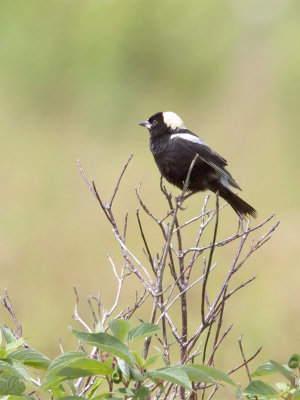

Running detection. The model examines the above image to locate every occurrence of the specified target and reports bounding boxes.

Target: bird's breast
[153,149,189,189]
[149,138,167,155]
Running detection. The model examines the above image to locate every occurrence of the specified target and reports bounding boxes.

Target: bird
[139,111,256,218]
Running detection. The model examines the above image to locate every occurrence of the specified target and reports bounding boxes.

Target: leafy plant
[240,354,300,399]
[0,324,50,398]
[0,156,279,399]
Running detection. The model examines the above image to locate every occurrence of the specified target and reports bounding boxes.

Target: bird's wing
[170,130,227,167]
[170,131,241,190]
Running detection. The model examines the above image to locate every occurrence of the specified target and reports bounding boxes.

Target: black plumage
[140,111,257,218]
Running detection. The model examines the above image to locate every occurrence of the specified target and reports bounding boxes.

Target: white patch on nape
[163,111,185,130]
[170,132,206,145]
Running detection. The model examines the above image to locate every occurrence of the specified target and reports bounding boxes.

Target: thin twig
[159,154,200,282]
[77,154,279,400]
[156,263,217,325]
[1,289,22,338]
[123,210,129,242]
[201,194,219,325]
[183,213,276,257]
[142,298,158,359]
[207,323,233,365]
[109,154,134,207]
[238,335,252,382]
[228,346,263,376]
[137,209,155,272]
[73,287,92,333]
[114,232,153,291]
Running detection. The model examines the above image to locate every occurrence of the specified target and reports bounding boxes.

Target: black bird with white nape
[139,111,256,219]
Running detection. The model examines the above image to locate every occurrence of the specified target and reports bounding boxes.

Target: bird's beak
[139,120,152,130]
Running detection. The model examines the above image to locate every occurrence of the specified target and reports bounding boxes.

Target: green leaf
[113,387,150,399]
[117,359,131,378]
[41,352,86,389]
[181,366,219,384]
[104,355,114,369]
[129,367,144,382]
[109,319,131,342]
[132,351,145,368]
[146,366,192,390]
[252,360,291,380]
[127,323,161,341]
[56,397,85,400]
[117,359,144,382]
[0,327,15,345]
[0,359,30,381]
[129,350,160,374]
[188,364,236,386]
[71,328,133,366]
[0,348,8,358]
[293,389,300,400]
[8,348,50,370]
[50,385,68,398]
[50,385,67,398]
[114,388,135,397]
[0,396,32,400]
[143,354,160,369]
[90,394,113,400]
[0,375,25,395]
[0,338,26,363]
[243,380,279,396]
[133,387,150,400]
[58,357,113,378]
[4,339,25,354]
[85,376,104,397]
[67,379,76,395]
[43,354,112,390]
[153,346,168,366]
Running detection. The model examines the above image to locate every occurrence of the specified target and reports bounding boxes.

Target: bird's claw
[176,195,187,210]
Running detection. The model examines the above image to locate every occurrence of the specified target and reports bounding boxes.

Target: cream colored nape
[163,111,186,130]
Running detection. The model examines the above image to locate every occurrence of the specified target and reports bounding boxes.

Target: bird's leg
[175,196,186,210]
[176,192,195,210]
[182,192,195,202]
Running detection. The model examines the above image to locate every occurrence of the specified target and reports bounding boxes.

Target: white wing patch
[170,132,207,145]
[220,175,230,189]
[163,112,186,130]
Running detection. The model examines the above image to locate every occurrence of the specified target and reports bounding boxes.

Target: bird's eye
[152,120,158,126]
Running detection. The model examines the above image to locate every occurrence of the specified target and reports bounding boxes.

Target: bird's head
[139,111,185,136]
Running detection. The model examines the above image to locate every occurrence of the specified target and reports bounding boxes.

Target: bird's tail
[218,186,257,219]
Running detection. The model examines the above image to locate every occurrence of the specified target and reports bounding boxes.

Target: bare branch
[75,154,279,400]
[183,213,277,257]
[123,210,129,242]
[109,154,134,207]
[207,323,233,365]
[228,346,263,376]
[201,194,219,325]
[73,287,92,333]
[156,263,217,325]
[136,208,155,272]
[238,335,252,382]
[77,159,98,200]
[1,289,22,338]
[113,232,153,292]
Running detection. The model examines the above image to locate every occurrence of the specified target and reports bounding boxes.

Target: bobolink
[140,111,256,218]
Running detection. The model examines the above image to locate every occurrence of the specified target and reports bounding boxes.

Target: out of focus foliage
[0,0,299,390]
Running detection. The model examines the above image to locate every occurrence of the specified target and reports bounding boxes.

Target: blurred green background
[0,0,299,393]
